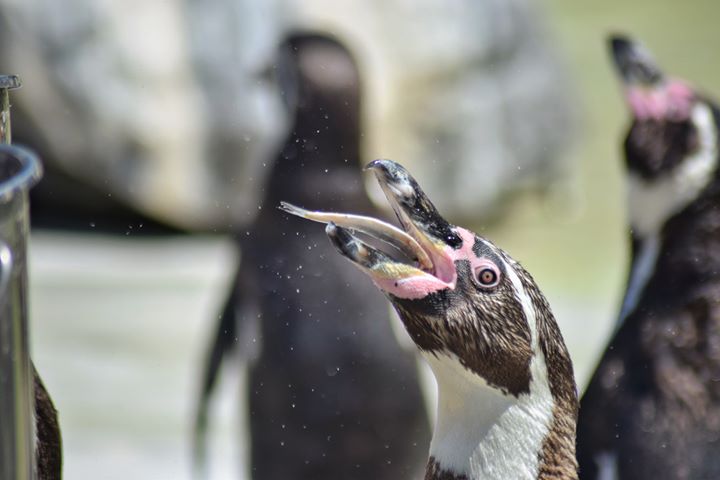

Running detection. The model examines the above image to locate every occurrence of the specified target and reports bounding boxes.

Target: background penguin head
[608,34,720,237]
[272,33,360,130]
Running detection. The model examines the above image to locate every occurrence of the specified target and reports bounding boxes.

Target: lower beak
[325,222,429,281]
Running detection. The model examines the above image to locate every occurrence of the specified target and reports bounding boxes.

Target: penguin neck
[626,103,718,240]
[422,350,575,480]
[619,102,720,325]
[621,186,720,321]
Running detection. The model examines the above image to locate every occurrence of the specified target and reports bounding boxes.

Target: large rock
[0,0,574,230]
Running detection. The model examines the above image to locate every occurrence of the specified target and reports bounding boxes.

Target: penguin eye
[474,264,500,288]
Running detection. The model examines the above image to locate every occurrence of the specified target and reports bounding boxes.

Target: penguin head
[298,159,575,400]
[608,34,720,237]
[273,33,360,127]
[282,159,578,476]
[609,34,695,127]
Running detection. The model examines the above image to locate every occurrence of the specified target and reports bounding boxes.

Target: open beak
[280,159,458,291]
[608,34,665,87]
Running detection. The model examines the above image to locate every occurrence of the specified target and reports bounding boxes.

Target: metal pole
[0,75,42,480]
[0,75,20,144]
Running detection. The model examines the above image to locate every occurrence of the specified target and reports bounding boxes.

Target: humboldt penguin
[283,159,579,480]
[577,35,720,479]
[194,34,430,479]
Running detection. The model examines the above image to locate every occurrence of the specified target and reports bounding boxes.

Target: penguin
[193,34,430,479]
[577,35,720,479]
[283,159,579,480]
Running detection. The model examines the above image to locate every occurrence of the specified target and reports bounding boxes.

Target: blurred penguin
[578,35,720,479]
[194,33,430,479]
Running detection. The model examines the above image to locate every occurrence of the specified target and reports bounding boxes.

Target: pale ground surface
[30,233,243,480]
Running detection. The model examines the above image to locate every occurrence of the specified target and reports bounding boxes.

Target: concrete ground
[29,233,243,480]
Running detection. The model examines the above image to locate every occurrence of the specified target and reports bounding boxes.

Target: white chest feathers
[424,350,555,480]
[627,103,718,239]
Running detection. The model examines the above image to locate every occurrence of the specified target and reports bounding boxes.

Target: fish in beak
[280,159,463,299]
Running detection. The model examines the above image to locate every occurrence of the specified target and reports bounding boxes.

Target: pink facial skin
[625,79,695,122]
[370,228,491,300]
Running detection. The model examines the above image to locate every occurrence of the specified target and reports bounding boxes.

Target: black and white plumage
[284,159,579,479]
[577,35,720,479]
[193,35,430,479]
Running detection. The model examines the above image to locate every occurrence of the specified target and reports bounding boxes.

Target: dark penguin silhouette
[283,159,579,479]
[194,34,430,479]
[577,35,720,479]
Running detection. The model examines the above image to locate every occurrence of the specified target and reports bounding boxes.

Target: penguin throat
[620,102,718,325]
[423,351,556,480]
[627,102,718,238]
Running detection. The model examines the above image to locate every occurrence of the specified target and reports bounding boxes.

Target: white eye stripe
[475,238,538,347]
[503,260,539,350]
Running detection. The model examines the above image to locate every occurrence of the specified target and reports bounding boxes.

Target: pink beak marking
[625,79,694,121]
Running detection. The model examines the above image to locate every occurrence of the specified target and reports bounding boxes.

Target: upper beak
[608,34,665,87]
[363,159,459,283]
[282,159,459,287]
